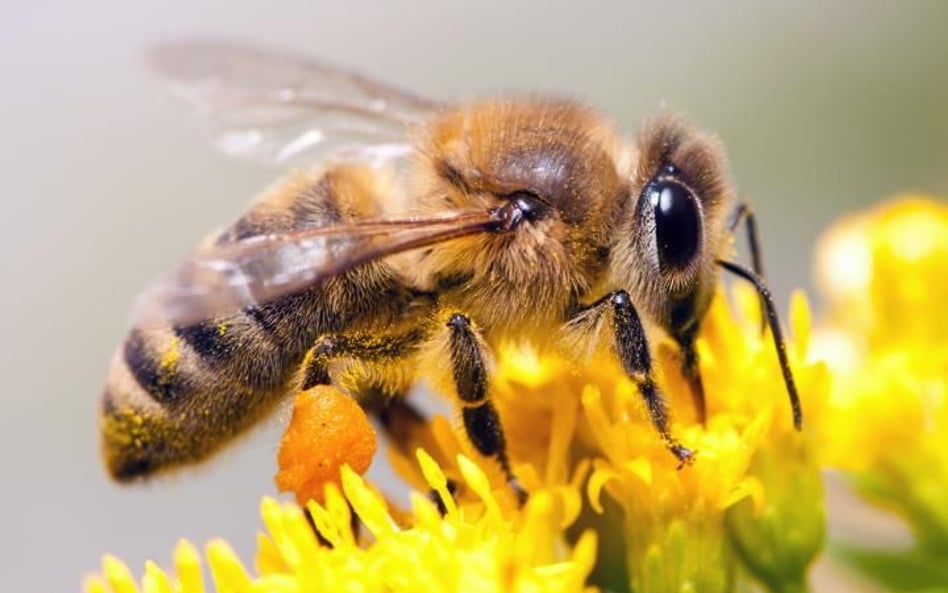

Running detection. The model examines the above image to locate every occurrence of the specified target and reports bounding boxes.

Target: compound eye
[647,179,702,272]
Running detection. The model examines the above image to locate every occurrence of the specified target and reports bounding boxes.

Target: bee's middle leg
[444,313,520,488]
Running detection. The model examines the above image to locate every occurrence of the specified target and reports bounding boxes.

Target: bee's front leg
[728,200,768,333]
[727,201,765,280]
[569,290,696,467]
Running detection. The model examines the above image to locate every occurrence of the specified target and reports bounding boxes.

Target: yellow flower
[381,284,829,593]
[85,453,597,593]
[814,195,948,551]
[577,289,827,593]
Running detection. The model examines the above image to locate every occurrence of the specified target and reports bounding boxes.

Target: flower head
[85,452,597,593]
[380,283,829,593]
[815,195,948,552]
[86,279,828,593]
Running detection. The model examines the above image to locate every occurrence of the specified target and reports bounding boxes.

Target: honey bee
[100,39,801,482]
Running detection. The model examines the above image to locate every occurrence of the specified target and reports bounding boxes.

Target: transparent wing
[131,211,500,328]
[146,38,443,167]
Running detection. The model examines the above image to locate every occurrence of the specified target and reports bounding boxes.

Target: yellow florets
[815,196,948,552]
[382,284,829,593]
[85,453,597,593]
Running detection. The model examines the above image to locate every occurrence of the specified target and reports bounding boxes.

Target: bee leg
[676,330,707,426]
[728,201,767,332]
[294,331,426,542]
[446,313,525,501]
[718,259,803,430]
[579,290,696,467]
[728,201,765,279]
[298,329,426,391]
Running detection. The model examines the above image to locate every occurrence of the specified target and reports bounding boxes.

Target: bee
[100,39,801,483]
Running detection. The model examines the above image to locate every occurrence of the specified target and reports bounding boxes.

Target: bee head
[611,114,733,336]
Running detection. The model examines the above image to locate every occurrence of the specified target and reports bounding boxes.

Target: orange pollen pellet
[275,386,377,505]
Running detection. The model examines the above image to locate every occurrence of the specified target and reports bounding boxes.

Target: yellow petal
[720,476,765,512]
[417,447,458,521]
[141,561,173,593]
[206,539,252,593]
[254,532,285,576]
[623,457,653,486]
[340,464,396,538]
[323,483,356,547]
[458,453,502,523]
[173,540,205,593]
[82,574,111,593]
[587,467,619,514]
[102,555,138,593]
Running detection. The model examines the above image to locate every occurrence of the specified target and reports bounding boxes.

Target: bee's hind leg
[294,328,428,542]
[445,313,526,502]
[297,329,427,391]
[296,319,525,502]
[297,327,482,512]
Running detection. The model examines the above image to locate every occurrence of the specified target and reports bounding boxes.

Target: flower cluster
[85,453,596,593]
[814,196,948,577]
[488,287,828,593]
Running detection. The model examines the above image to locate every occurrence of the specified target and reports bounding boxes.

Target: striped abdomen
[100,165,413,480]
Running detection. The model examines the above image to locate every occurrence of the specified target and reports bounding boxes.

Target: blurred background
[2,1,947,591]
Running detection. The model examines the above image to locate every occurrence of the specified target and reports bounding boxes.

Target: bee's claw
[671,443,697,470]
[508,476,528,506]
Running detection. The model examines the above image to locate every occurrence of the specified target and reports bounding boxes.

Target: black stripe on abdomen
[123,329,192,405]
[173,312,288,391]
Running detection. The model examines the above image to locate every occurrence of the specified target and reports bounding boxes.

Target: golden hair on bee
[406,98,626,342]
[101,39,801,486]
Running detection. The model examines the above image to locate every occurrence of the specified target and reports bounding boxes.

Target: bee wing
[146,38,443,167]
[131,211,498,328]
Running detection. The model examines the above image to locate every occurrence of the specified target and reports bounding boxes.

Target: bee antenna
[716,259,803,430]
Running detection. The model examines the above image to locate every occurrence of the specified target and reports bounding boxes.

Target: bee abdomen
[101,164,418,481]
[104,324,279,480]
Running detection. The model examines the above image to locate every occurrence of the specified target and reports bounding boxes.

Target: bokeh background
[2,2,947,591]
